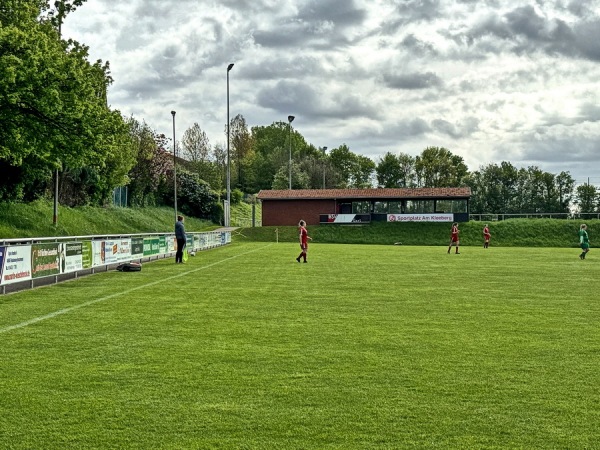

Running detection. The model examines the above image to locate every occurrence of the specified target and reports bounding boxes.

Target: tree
[211,143,226,191]
[463,170,486,213]
[0,158,49,202]
[467,162,518,214]
[176,171,218,219]
[0,0,133,205]
[555,171,575,213]
[518,166,549,213]
[180,122,223,190]
[126,119,172,206]
[329,144,356,188]
[376,152,402,188]
[59,114,135,206]
[248,123,289,192]
[514,168,573,214]
[181,123,210,163]
[1,0,39,29]
[228,114,254,190]
[327,145,374,188]
[247,121,311,193]
[41,1,87,36]
[376,152,417,188]
[575,184,598,214]
[299,157,323,189]
[322,156,343,189]
[414,147,469,188]
[497,162,520,213]
[397,153,416,188]
[352,154,376,188]
[272,162,310,190]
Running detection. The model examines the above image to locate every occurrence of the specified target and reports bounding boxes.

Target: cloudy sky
[62,0,600,183]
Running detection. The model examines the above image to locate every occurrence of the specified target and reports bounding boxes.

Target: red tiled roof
[257,187,471,200]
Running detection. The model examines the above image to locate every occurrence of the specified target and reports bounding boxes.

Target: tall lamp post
[171,111,177,223]
[53,5,65,227]
[321,146,328,189]
[226,63,234,227]
[288,115,295,190]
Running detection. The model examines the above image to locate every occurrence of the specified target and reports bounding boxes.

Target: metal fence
[0,231,231,294]
[112,186,128,207]
[470,213,600,221]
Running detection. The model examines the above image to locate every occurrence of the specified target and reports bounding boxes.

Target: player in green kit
[579,224,589,260]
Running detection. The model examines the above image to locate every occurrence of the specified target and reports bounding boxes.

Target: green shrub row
[236,219,598,248]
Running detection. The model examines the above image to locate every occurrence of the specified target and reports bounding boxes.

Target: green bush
[232,189,244,204]
[178,172,218,219]
[220,188,244,205]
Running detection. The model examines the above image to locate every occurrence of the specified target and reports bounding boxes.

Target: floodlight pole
[53,9,65,227]
[226,63,234,227]
[171,110,177,223]
[288,115,295,190]
[322,146,328,189]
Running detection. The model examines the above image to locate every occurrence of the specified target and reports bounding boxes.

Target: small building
[257,187,471,226]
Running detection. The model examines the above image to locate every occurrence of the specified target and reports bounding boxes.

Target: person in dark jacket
[175,215,186,263]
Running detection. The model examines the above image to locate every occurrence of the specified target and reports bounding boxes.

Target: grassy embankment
[0,199,594,248]
[0,199,258,240]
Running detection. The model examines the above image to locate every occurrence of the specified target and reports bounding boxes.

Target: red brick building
[257,187,471,226]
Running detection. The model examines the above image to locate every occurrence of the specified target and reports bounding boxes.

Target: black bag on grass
[116,262,142,272]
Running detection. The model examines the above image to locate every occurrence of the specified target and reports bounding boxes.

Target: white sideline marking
[0,244,272,334]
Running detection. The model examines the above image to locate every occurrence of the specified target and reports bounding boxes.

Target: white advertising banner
[0,246,4,282]
[90,239,132,266]
[63,242,83,273]
[92,240,104,267]
[326,214,372,224]
[168,236,176,253]
[117,238,132,262]
[198,234,207,250]
[388,213,454,222]
[1,245,32,285]
[102,240,120,265]
[332,214,357,223]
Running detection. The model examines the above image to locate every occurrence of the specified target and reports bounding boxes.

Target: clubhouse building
[257,187,471,226]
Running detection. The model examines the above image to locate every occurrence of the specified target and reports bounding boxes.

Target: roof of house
[257,187,471,200]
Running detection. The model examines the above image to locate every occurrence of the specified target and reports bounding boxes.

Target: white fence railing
[0,231,231,294]
[470,213,600,221]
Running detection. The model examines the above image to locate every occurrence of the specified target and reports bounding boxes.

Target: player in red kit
[296,219,312,263]
[483,224,491,248]
[447,222,460,254]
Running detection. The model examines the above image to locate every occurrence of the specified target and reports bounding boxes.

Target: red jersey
[483,226,490,237]
[450,225,459,242]
[299,226,308,247]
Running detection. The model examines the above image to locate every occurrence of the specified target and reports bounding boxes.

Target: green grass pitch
[1,243,599,448]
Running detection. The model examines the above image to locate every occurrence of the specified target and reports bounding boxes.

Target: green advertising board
[143,237,160,256]
[131,237,144,257]
[81,241,93,269]
[31,243,60,278]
